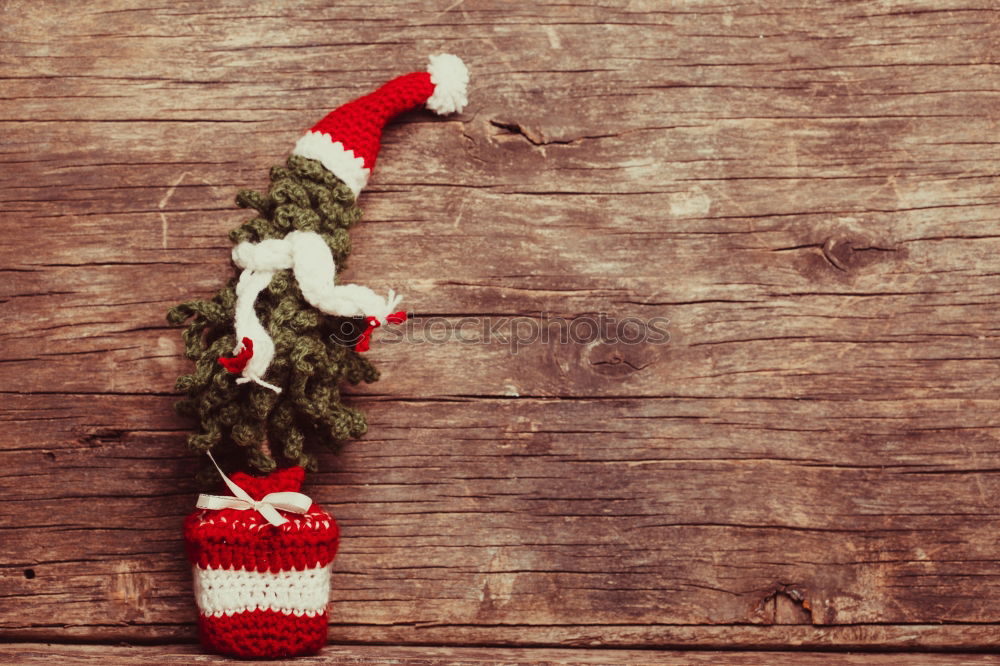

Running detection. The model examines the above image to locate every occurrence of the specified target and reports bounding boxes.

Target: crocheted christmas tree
[167,155,376,474]
[168,54,469,476]
[167,54,469,659]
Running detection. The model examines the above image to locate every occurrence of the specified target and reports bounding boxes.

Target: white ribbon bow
[195,452,312,527]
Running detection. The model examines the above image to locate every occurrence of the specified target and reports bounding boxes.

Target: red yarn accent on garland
[355,317,378,353]
[218,337,253,374]
[354,311,406,352]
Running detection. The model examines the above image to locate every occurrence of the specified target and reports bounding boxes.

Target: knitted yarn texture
[170,54,470,659]
[168,55,469,476]
[293,53,469,197]
[228,230,404,392]
[184,466,339,658]
[168,155,377,475]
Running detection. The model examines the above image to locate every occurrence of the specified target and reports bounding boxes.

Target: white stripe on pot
[193,563,332,617]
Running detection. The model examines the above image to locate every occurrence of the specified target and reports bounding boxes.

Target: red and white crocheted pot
[184,467,339,658]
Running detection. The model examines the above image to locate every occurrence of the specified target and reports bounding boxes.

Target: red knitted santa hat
[291,53,469,198]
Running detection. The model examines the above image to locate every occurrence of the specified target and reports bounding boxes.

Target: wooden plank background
[2,0,999,662]
[5,644,1000,666]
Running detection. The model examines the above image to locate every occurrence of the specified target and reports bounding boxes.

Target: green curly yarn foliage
[167,155,379,475]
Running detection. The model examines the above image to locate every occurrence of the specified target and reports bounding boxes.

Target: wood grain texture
[1,0,1000,658]
[5,644,1000,666]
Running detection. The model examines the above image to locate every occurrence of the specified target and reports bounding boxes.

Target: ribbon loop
[195,452,312,527]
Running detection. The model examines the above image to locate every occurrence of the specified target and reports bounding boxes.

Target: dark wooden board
[6,644,1000,666]
[2,0,1000,659]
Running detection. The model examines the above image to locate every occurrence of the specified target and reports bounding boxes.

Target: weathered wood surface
[6,644,1000,666]
[2,0,1000,661]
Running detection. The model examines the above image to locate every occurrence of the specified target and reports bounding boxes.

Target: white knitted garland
[229,231,402,393]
